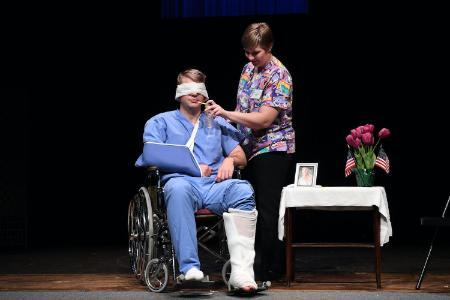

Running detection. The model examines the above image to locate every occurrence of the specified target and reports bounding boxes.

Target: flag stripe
[345,149,356,177]
[375,160,388,168]
[375,159,390,172]
[375,146,390,174]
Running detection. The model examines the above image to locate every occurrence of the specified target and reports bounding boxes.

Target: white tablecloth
[278,185,392,246]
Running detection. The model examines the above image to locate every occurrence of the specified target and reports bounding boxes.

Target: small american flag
[345,149,356,177]
[375,146,390,174]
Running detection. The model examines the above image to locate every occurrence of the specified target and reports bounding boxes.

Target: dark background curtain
[2,1,449,248]
[162,0,308,18]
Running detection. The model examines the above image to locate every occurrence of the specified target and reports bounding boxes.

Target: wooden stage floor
[1,244,449,294]
[1,273,449,293]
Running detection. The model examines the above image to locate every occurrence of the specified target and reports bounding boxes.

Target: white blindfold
[175,82,209,101]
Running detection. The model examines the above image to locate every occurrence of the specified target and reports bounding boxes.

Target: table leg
[286,207,294,286]
[373,206,381,288]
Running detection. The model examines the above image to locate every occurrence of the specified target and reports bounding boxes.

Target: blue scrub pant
[163,176,255,274]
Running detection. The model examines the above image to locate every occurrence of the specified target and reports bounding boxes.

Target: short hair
[241,22,273,51]
[177,69,206,84]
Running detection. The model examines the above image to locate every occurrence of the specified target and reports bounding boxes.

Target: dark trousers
[244,151,294,280]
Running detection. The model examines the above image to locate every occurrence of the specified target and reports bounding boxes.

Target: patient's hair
[177,69,206,84]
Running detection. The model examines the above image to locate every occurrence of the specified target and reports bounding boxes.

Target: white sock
[185,267,204,281]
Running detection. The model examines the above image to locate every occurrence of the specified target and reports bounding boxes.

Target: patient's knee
[164,178,193,203]
[226,181,255,211]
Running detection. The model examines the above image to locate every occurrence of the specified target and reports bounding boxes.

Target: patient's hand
[199,164,212,177]
[216,157,234,182]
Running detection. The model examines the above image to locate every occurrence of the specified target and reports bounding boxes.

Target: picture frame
[294,163,318,187]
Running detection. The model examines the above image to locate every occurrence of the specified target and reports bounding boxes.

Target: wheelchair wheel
[138,187,155,261]
[144,258,169,292]
[138,187,156,281]
[128,187,156,282]
[128,196,139,276]
[221,259,231,286]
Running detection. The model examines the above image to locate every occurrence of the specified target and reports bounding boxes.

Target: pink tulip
[346,134,357,148]
[346,135,362,148]
[362,132,374,145]
[351,129,358,139]
[378,128,391,139]
[364,124,375,132]
[357,126,365,134]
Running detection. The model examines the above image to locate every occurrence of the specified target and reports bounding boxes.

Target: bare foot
[239,285,256,293]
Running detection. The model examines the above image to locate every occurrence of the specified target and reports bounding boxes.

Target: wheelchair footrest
[175,275,215,292]
[227,281,271,295]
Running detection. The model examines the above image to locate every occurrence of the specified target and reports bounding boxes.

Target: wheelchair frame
[128,167,232,292]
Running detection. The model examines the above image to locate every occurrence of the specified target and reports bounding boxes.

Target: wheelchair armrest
[234,165,244,180]
[145,165,244,180]
[145,166,162,188]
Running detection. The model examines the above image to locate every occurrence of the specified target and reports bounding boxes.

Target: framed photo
[294,163,318,187]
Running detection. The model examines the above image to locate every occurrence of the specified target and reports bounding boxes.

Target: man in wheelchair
[136,69,258,292]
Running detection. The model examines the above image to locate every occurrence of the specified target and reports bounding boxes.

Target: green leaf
[354,151,364,169]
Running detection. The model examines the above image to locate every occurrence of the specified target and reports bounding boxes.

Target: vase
[353,168,375,187]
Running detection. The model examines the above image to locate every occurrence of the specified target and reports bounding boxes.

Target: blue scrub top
[136,110,244,180]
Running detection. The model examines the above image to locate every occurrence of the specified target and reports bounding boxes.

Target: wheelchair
[127,167,232,293]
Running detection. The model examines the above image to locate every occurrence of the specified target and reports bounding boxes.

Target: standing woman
[206,22,295,281]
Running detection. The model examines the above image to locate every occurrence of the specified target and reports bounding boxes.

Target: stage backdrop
[4,2,448,248]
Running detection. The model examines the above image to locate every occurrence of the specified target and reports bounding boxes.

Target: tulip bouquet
[345,124,391,179]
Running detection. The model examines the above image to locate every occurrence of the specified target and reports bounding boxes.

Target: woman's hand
[199,164,212,177]
[215,157,234,182]
[205,100,228,118]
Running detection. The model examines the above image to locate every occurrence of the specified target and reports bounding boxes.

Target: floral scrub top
[236,56,295,160]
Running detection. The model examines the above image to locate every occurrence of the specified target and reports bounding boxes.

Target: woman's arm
[206,100,279,130]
